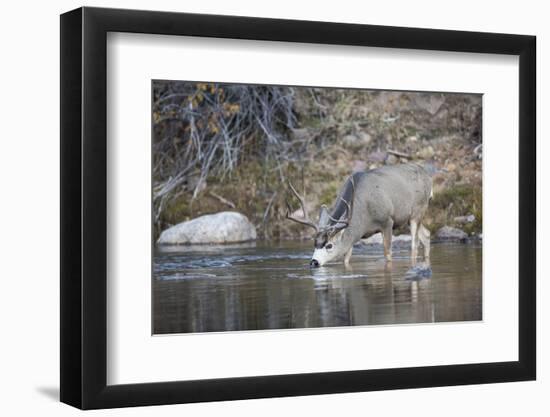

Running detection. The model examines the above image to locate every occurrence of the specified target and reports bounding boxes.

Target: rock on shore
[435,226,468,241]
[354,226,472,247]
[157,211,257,245]
[355,233,412,248]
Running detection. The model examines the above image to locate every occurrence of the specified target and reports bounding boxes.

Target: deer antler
[285,181,319,232]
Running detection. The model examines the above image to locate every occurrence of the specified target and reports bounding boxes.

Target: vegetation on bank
[153,81,482,240]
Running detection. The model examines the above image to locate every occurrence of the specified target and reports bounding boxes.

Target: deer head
[286,176,355,267]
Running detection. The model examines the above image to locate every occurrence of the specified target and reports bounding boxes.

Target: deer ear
[319,205,330,227]
[328,226,346,242]
[336,228,346,241]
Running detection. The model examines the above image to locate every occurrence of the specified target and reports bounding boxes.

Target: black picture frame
[60,6,536,410]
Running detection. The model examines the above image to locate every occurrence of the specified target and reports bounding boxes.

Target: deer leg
[343,247,353,266]
[418,223,431,259]
[410,220,418,265]
[382,219,394,262]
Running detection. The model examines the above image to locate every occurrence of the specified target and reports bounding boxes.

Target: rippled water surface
[153,241,482,334]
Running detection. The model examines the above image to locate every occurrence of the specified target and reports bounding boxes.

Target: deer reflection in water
[307,259,434,328]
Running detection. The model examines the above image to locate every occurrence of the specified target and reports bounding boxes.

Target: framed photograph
[60,6,536,409]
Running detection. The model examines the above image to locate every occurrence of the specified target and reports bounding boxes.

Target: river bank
[154,87,482,241]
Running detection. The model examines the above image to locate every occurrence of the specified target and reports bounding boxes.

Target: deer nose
[310,259,320,268]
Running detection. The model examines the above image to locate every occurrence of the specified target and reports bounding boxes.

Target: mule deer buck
[286,164,432,267]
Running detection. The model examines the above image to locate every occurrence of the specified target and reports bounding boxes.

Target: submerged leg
[410,220,418,265]
[418,223,431,259]
[382,219,394,262]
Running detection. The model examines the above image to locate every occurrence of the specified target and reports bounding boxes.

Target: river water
[153,241,482,334]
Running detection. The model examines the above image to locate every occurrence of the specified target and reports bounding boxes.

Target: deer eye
[326,243,334,250]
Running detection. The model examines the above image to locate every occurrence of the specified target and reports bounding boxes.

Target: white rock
[157,211,257,245]
[342,132,372,149]
[417,146,435,159]
[358,132,372,144]
[436,226,468,241]
[385,154,399,165]
[454,214,475,224]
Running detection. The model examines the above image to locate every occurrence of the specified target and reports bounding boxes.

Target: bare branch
[208,191,236,209]
[387,149,411,159]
